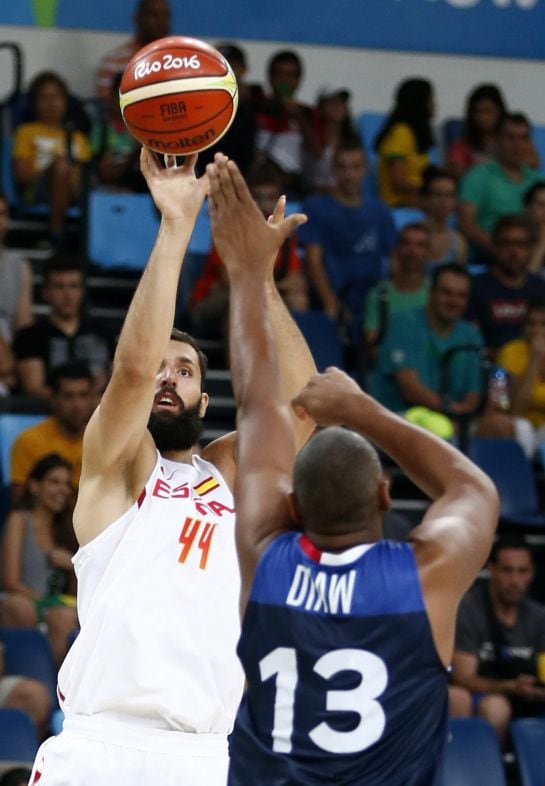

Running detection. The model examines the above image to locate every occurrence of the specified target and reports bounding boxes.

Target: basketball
[119,36,238,155]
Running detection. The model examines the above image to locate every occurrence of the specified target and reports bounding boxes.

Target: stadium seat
[356,111,385,161]
[468,437,545,529]
[0,626,58,708]
[291,310,345,372]
[0,413,46,487]
[86,190,160,270]
[510,718,545,786]
[532,124,545,174]
[392,207,425,229]
[440,717,506,786]
[0,708,39,763]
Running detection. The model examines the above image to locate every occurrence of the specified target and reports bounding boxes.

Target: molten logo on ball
[120,36,239,155]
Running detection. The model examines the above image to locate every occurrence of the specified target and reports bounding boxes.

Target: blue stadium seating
[468,437,545,529]
[0,626,58,708]
[0,708,39,762]
[0,413,46,486]
[440,717,506,786]
[291,310,345,372]
[511,718,545,786]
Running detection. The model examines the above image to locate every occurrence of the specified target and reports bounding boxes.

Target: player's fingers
[226,159,253,204]
[290,400,309,420]
[206,162,225,205]
[164,154,179,169]
[277,212,307,242]
[269,195,286,226]
[181,153,199,173]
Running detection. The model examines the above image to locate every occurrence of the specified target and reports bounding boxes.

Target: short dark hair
[293,427,382,535]
[498,111,531,134]
[489,534,532,564]
[268,50,303,80]
[492,213,536,245]
[246,161,286,193]
[420,166,457,197]
[398,221,430,242]
[215,42,246,69]
[44,250,85,285]
[170,328,208,390]
[51,361,93,392]
[524,180,545,207]
[430,261,471,290]
[333,138,366,163]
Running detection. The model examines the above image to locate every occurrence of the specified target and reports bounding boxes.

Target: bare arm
[16,358,50,399]
[304,243,340,318]
[14,259,33,331]
[292,368,499,665]
[207,156,305,611]
[457,201,493,254]
[74,150,208,546]
[395,369,443,410]
[452,650,545,701]
[2,512,36,598]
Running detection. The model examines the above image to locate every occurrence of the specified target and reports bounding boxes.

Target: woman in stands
[446,83,539,180]
[374,77,435,207]
[1,453,78,665]
[11,71,91,248]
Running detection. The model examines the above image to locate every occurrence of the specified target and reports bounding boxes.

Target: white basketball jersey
[58,452,243,733]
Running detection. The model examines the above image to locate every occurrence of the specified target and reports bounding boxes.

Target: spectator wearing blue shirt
[467,214,545,355]
[370,262,483,415]
[299,140,396,336]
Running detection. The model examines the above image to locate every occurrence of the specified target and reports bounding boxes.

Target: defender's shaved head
[293,427,383,536]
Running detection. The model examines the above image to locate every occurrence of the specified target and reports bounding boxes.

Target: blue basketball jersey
[228,534,448,785]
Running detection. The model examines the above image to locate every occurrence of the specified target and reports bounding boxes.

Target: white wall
[0,24,543,131]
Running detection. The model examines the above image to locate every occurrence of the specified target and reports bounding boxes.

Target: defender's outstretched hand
[207,154,307,278]
[139,147,208,223]
[292,367,366,427]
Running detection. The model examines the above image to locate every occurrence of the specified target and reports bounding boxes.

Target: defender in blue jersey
[207,156,499,786]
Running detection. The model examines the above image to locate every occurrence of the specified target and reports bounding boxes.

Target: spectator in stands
[96,0,171,102]
[305,86,361,193]
[189,163,308,341]
[89,73,145,192]
[420,168,467,268]
[0,191,33,343]
[1,453,78,666]
[363,222,431,348]
[467,214,545,354]
[523,180,545,273]
[255,49,323,198]
[0,639,50,740]
[10,362,94,503]
[0,768,33,786]
[299,139,396,344]
[452,536,545,747]
[374,78,435,208]
[458,113,543,260]
[197,43,262,176]
[13,251,113,399]
[446,84,507,180]
[496,296,545,451]
[11,71,91,249]
[370,262,483,417]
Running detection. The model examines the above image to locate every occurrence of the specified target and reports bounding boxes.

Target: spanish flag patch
[194,476,220,496]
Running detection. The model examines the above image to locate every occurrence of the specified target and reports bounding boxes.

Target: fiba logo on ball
[119,36,239,155]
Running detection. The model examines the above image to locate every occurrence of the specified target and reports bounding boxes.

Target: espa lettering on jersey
[134,53,201,80]
[286,565,357,615]
[151,474,235,518]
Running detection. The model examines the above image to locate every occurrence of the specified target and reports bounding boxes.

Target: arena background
[0,0,544,129]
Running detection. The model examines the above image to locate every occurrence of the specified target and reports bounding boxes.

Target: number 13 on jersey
[260,647,388,754]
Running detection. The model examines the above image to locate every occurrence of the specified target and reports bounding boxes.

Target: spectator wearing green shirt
[363,222,431,348]
[458,113,543,260]
[370,262,483,415]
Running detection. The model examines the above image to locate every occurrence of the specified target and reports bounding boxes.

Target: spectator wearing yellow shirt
[496,296,545,450]
[11,71,91,246]
[374,78,435,208]
[10,362,94,505]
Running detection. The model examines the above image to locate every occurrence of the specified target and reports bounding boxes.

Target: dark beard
[147,401,204,453]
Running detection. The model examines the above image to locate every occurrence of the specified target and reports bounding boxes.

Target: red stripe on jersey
[299,534,322,563]
[31,771,42,783]
[57,685,65,703]
[137,488,147,508]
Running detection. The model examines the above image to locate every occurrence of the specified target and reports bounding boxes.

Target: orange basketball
[119,36,238,155]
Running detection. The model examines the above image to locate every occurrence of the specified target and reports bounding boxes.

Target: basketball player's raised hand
[207,153,307,279]
[292,367,367,427]
[139,147,208,224]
